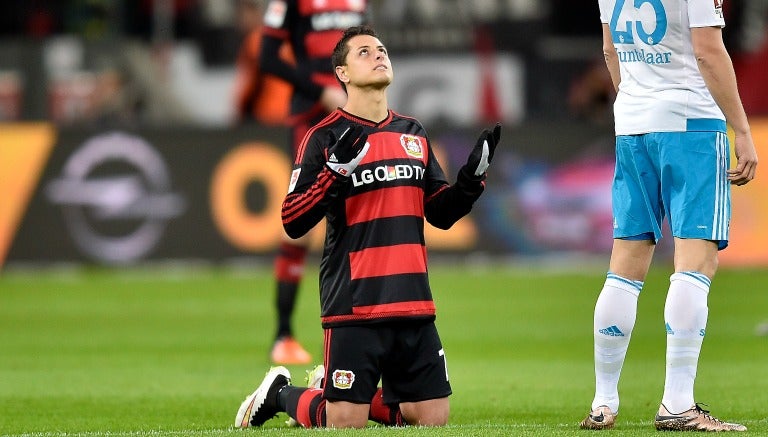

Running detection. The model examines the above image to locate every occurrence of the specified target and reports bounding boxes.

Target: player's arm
[259,0,325,101]
[691,26,758,185]
[601,23,620,92]
[260,34,324,102]
[282,134,334,238]
[425,124,501,229]
[282,126,369,238]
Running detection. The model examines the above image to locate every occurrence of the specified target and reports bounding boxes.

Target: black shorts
[320,321,452,404]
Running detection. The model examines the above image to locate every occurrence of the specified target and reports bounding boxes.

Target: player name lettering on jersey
[617,48,672,65]
[311,11,365,31]
[351,164,425,187]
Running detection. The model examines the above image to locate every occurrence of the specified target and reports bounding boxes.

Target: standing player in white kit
[581,0,758,431]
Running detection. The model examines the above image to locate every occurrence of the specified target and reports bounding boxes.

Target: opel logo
[45,132,185,264]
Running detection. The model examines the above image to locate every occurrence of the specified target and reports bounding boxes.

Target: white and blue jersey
[599,0,731,248]
[599,0,725,134]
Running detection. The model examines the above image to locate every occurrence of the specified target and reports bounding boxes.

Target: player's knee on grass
[400,398,450,426]
[325,401,370,428]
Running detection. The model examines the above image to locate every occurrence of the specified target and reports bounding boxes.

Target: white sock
[591,273,643,413]
[661,272,710,414]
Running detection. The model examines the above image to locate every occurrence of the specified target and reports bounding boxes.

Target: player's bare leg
[399,397,449,426]
[325,401,370,428]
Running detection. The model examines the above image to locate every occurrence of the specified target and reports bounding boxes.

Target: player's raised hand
[463,123,501,178]
[325,125,370,177]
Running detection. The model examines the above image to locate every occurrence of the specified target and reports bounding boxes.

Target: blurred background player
[232,0,292,125]
[258,0,371,365]
[581,0,758,431]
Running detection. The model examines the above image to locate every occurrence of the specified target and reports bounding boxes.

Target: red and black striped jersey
[261,0,369,115]
[282,109,485,327]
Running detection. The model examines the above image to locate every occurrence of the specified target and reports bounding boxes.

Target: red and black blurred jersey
[282,109,485,328]
[261,0,368,117]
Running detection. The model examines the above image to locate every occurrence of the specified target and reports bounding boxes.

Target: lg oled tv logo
[45,132,186,264]
[351,164,425,187]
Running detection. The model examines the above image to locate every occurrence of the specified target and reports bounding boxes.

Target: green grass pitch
[1,263,766,436]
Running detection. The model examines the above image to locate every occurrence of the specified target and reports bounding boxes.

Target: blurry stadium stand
[1,0,766,269]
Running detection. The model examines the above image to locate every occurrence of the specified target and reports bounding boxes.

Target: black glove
[325,125,370,177]
[462,123,501,178]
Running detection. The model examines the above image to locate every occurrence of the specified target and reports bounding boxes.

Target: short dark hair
[331,25,379,91]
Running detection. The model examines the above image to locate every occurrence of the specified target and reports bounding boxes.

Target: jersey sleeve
[598,0,611,24]
[688,0,726,28]
[263,0,292,38]
[260,0,324,102]
[423,139,485,230]
[281,128,348,238]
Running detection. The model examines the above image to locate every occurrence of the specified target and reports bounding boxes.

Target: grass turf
[0,263,766,436]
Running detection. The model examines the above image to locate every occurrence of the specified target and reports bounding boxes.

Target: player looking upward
[259,0,371,365]
[235,24,502,429]
[581,0,758,432]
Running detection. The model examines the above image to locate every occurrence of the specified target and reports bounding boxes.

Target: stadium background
[1,2,768,435]
[1,0,767,268]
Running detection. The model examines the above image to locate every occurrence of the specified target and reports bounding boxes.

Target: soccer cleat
[579,405,616,430]
[286,364,326,427]
[234,366,291,428]
[305,364,325,389]
[271,336,312,365]
[654,403,747,432]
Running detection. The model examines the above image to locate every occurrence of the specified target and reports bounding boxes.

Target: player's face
[340,35,393,89]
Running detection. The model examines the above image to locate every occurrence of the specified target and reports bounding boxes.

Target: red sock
[368,388,405,426]
[286,388,325,428]
[285,386,404,428]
